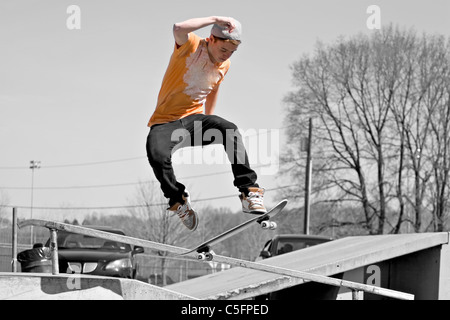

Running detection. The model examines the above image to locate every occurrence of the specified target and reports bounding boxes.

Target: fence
[0,222,49,272]
[135,253,231,284]
[0,218,222,282]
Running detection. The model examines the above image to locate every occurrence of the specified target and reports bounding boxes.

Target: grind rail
[16,219,414,300]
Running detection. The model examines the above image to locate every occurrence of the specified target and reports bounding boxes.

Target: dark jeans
[146,114,258,206]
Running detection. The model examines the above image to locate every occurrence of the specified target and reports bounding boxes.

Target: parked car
[22,226,144,279]
[257,234,333,260]
[148,274,175,286]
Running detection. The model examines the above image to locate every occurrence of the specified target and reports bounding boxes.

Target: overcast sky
[1,0,449,221]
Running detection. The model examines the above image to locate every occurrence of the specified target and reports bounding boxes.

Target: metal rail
[18,219,414,300]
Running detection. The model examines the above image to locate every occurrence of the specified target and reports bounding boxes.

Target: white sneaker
[168,191,198,231]
[239,187,267,214]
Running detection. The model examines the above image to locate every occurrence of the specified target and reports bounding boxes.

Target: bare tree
[0,190,10,227]
[127,181,190,285]
[428,79,450,231]
[429,99,450,231]
[389,33,450,232]
[284,25,450,235]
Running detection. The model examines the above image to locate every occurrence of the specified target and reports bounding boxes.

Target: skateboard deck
[181,199,288,260]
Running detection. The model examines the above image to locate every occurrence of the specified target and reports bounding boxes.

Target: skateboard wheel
[204,252,214,261]
[269,222,277,230]
[197,253,206,260]
[261,221,270,229]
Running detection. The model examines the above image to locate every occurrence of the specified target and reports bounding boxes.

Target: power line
[0,124,298,171]
[43,157,147,169]
[2,185,296,210]
[0,181,148,190]
[0,162,289,190]
[0,156,146,170]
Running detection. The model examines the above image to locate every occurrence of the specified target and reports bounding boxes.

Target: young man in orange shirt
[146,16,266,231]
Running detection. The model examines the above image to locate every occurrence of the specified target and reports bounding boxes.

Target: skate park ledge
[0,272,196,300]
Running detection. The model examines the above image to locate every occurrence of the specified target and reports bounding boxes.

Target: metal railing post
[49,228,59,275]
[352,290,363,300]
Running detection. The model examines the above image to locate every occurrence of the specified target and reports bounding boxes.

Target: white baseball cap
[211,19,242,42]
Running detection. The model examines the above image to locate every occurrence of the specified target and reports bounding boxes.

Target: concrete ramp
[166,232,450,300]
[0,273,196,300]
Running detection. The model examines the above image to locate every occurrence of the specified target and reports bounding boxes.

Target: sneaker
[168,191,198,231]
[240,187,267,214]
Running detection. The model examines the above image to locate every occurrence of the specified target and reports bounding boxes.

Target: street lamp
[30,160,41,244]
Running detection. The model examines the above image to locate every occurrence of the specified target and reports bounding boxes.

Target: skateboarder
[146,16,266,232]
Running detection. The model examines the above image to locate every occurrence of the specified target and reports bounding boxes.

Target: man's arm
[173,16,235,46]
[205,85,220,115]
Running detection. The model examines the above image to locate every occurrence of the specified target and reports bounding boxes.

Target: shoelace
[248,192,264,206]
[176,204,191,222]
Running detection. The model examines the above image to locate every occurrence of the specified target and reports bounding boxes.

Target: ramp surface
[166,232,449,299]
[0,273,196,300]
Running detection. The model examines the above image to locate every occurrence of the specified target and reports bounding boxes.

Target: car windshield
[46,231,132,252]
[275,238,328,255]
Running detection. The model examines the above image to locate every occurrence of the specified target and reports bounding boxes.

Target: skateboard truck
[195,218,277,261]
[258,216,277,230]
[196,246,214,261]
[181,199,288,261]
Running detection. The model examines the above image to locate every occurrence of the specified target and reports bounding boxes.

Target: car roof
[273,234,333,241]
[62,225,126,235]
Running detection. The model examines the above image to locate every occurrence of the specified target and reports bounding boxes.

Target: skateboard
[181,199,288,261]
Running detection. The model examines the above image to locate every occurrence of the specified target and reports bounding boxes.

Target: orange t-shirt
[148,33,230,127]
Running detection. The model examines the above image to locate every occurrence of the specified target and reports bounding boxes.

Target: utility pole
[12,207,18,272]
[303,119,313,235]
[30,160,41,244]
